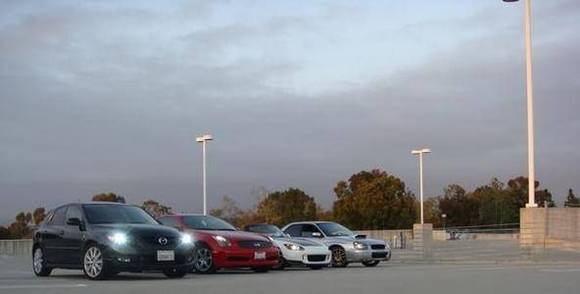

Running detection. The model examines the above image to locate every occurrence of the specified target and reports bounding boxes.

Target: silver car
[282,221,391,267]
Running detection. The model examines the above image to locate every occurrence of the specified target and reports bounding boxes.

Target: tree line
[1,169,578,239]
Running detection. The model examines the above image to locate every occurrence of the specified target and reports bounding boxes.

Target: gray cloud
[1,0,579,223]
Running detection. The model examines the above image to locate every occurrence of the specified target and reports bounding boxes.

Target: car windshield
[246,224,286,238]
[317,222,354,237]
[183,215,236,231]
[83,204,158,225]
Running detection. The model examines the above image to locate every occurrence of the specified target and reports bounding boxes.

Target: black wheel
[252,267,270,273]
[273,256,286,270]
[32,247,52,277]
[193,243,216,274]
[163,267,188,278]
[82,245,111,280]
[362,260,380,267]
[330,246,348,268]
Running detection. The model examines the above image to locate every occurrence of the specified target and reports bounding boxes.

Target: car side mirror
[66,217,85,230]
[312,232,322,238]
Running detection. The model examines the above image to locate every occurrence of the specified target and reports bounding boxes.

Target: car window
[65,205,83,222]
[83,204,158,225]
[159,216,179,228]
[284,224,303,237]
[301,224,323,238]
[182,215,236,231]
[49,206,67,226]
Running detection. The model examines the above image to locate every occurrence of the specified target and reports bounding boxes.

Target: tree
[91,192,126,203]
[210,196,243,225]
[32,208,46,225]
[256,188,317,227]
[8,212,33,239]
[332,169,416,230]
[0,226,14,240]
[141,200,172,218]
[565,189,579,207]
[438,184,480,227]
[506,176,554,208]
[423,197,442,227]
[472,178,517,225]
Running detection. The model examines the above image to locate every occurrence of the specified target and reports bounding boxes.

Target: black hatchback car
[32,202,195,279]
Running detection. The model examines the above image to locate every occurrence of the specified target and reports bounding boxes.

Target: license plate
[157,250,175,261]
[254,251,266,260]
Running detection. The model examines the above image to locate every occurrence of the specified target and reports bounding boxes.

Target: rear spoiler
[354,234,367,239]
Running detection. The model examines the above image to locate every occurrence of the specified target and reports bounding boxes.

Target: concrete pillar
[413,223,433,260]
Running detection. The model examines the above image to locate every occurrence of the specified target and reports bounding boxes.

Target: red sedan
[158,214,279,273]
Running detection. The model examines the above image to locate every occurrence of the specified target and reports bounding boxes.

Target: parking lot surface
[1,256,579,294]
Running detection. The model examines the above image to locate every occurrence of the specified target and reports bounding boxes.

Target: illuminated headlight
[107,232,128,246]
[353,241,368,250]
[212,235,231,247]
[283,243,304,251]
[180,233,193,246]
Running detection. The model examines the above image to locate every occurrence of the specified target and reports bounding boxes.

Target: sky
[1,0,579,224]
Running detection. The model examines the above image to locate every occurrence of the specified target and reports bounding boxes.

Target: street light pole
[412,148,431,224]
[196,134,214,215]
[504,0,537,208]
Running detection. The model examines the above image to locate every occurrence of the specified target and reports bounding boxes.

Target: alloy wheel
[195,247,213,272]
[331,247,348,267]
[33,248,43,274]
[83,246,104,279]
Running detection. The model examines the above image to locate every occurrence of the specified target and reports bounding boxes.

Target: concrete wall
[0,239,33,256]
[520,207,580,250]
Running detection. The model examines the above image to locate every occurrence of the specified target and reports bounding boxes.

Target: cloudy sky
[1,0,579,223]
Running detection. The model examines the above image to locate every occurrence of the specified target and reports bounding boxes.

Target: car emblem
[158,237,168,245]
[255,242,262,248]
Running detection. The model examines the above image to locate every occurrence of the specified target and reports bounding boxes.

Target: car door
[62,204,84,265]
[42,206,67,264]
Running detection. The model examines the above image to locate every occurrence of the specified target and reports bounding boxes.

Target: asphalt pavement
[1,255,579,294]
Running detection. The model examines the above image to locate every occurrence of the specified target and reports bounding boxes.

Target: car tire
[362,260,380,267]
[163,267,188,278]
[273,256,286,270]
[193,243,216,274]
[82,244,111,280]
[330,246,348,268]
[252,267,270,273]
[32,246,52,277]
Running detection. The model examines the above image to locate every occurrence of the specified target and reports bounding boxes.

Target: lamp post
[503,0,537,207]
[196,134,214,215]
[411,148,431,224]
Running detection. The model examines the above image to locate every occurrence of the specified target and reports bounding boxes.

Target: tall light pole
[412,148,431,224]
[196,134,213,215]
[503,0,537,208]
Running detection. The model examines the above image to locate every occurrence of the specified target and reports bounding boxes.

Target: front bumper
[346,248,391,263]
[281,247,331,266]
[212,247,279,269]
[104,246,195,272]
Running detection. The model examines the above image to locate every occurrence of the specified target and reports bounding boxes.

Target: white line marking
[0,284,87,289]
[540,268,580,273]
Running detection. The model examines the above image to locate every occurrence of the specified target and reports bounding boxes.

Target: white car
[244,224,331,269]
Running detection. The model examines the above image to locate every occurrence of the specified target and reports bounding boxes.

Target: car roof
[284,221,333,226]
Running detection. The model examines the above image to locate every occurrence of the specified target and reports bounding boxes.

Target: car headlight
[107,232,128,246]
[180,233,193,246]
[212,235,231,247]
[353,241,368,250]
[283,243,305,251]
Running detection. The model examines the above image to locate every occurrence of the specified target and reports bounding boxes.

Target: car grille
[372,252,387,259]
[237,240,272,249]
[307,255,327,262]
[371,244,385,250]
[138,235,178,247]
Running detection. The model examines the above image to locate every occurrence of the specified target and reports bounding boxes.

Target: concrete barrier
[0,239,33,256]
[521,207,580,251]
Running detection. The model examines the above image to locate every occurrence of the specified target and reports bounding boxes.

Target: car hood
[273,237,326,247]
[322,235,386,245]
[91,223,181,238]
[188,229,270,242]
